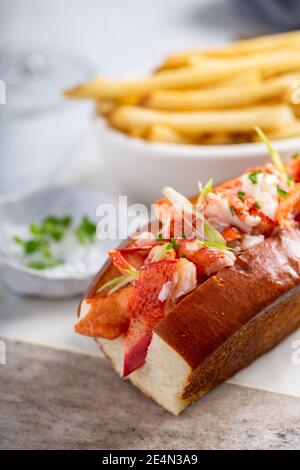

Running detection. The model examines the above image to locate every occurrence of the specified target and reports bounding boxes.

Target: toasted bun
[84,229,300,414]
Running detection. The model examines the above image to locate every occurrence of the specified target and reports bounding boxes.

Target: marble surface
[1,338,300,450]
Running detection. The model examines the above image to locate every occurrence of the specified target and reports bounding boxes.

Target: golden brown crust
[182,284,300,402]
[154,229,300,368]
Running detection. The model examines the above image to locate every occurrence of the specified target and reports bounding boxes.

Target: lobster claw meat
[75,288,130,339]
[123,259,177,377]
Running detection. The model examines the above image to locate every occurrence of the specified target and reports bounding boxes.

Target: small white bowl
[94,117,300,203]
[0,186,115,298]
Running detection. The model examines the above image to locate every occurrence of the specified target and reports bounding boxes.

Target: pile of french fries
[65,31,300,145]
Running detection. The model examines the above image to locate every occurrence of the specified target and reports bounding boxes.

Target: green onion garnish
[204,220,226,246]
[97,271,139,295]
[152,242,173,262]
[171,238,177,250]
[277,187,289,198]
[197,178,213,205]
[255,127,287,177]
[197,240,234,252]
[162,186,194,216]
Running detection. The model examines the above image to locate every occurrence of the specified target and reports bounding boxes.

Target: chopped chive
[156,233,163,241]
[278,187,289,198]
[254,201,261,209]
[249,170,262,185]
[287,176,294,187]
[237,191,245,203]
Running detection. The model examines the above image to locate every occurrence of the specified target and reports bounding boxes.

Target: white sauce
[0,222,106,279]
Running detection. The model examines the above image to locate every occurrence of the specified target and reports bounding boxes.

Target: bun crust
[155,229,300,368]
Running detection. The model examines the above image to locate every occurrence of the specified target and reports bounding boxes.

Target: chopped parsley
[30,215,72,241]
[26,259,63,270]
[14,236,48,255]
[75,216,97,244]
[248,170,262,185]
[13,214,97,270]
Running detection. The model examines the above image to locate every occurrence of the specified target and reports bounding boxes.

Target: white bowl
[0,186,115,298]
[94,118,300,203]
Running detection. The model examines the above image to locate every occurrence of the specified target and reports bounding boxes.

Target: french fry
[128,127,149,139]
[65,30,300,146]
[65,49,300,101]
[146,125,195,145]
[109,104,295,136]
[145,74,299,111]
[96,100,116,116]
[64,66,235,100]
[292,106,300,119]
[263,122,300,140]
[159,30,300,70]
[199,133,255,145]
[222,70,261,86]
